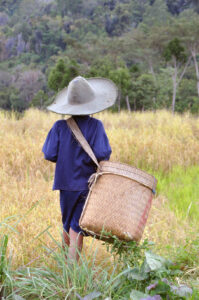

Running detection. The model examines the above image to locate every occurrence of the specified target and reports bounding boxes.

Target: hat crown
[47,76,118,115]
[68,76,95,105]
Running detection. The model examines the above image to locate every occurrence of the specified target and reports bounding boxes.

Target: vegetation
[0,109,199,298]
[0,0,199,113]
[0,0,199,298]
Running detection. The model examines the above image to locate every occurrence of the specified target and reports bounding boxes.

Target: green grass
[1,235,198,300]
[155,165,199,223]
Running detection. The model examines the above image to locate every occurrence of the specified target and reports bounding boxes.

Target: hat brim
[47,77,118,115]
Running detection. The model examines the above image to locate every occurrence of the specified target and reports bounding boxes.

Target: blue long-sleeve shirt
[42,116,111,191]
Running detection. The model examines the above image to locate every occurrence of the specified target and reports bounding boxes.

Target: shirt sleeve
[92,121,112,162]
[42,122,59,163]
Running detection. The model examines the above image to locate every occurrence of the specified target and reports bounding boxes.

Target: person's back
[42,115,111,191]
[42,76,118,261]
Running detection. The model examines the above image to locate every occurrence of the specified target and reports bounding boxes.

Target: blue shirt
[42,116,111,191]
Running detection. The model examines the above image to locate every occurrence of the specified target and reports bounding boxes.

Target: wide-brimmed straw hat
[47,76,118,115]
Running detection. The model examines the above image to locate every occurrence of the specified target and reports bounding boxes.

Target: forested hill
[0,0,199,113]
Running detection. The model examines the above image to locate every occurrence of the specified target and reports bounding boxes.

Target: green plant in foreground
[0,234,11,298]
[102,235,197,299]
[1,230,198,299]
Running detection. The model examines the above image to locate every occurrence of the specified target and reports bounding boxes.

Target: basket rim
[100,160,156,179]
[99,161,157,189]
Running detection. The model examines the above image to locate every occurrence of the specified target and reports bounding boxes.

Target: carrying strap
[67,117,157,194]
[66,117,101,169]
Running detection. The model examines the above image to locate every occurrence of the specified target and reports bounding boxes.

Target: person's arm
[92,121,112,162]
[42,122,59,163]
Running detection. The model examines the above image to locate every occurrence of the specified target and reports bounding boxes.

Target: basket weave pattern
[80,161,156,242]
[66,118,157,242]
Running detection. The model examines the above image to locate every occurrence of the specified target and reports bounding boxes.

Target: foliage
[0,0,21,15]
[0,235,8,285]
[177,78,198,112]
[190,97,199,114]
[48,58,79,92]
[131,73,157,110]
[0,87,29,112]
[0,1,199,112]
[101,235,194,299]
[163,38,187,63]
[31,90,49,109]
[0,229,197,299]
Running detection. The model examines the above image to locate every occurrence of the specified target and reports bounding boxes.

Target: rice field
[0,109,199,294]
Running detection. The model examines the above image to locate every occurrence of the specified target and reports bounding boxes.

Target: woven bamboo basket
[80,161,157,242]
[66,117,157,242]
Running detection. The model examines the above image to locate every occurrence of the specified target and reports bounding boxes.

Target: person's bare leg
[68,227,83,261]
[63,230,70,246]
[62,229,70,253]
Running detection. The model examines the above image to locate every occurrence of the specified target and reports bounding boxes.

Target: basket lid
[99,161,157,192]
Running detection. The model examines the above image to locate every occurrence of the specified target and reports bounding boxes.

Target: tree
[86,57,115,78]
[15,70,46,103]
[105,3,132,36]
[56,0,83,17]
[190,97,199,114]
[142,0,171,26]
[175,13,199,96]
[0,89,11,110]
[0,87,28,112]
[177,78,198,112]
[166,0,190,15]
[121,25,166,109]
[121,26,162,80]
[18,0,44,18]
[10,89,28,112]
[0,0,21,15]
[130,0,150,27]
[109,67,132,112]
[131,73,157,111]
[155,67,173,109]
[163,38,192,113]
[48,58,79,92]
[87,59,132,111]
[187,0,199,12]
[31,90,49,109]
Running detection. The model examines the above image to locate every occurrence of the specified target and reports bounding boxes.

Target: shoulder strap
[66,117,100,169]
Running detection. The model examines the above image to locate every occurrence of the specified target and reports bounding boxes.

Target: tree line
[0,0,199,113]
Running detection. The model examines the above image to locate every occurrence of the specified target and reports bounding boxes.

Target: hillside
[0,0,199,113]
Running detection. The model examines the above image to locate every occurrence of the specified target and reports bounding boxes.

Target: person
[42,76,118,261]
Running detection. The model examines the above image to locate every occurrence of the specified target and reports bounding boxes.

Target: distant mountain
[0,0,197,64]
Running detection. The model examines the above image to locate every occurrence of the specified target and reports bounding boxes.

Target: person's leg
[60,190,75,250]
[60,190,88,261]
[68,227,83,261]
[63,229,70,247]
[68,190,88,261]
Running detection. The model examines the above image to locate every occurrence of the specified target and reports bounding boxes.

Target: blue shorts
[60,190,89,235]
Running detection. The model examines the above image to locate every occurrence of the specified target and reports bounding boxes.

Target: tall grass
[156,166,199,222]
[0,108,199,274]
[2,234,199,299]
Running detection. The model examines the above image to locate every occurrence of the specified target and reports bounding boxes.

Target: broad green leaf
[141,260,151,274]
[76,291,102,300]
[144,251,171,272]
[130,290,148,300]
[150,281,170,296]
[126,268,148,281]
